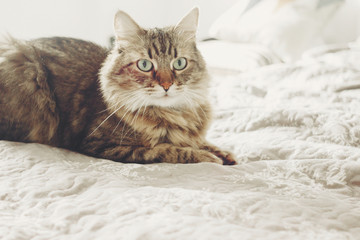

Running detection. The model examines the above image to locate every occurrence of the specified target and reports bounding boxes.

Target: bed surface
[1,41,360,239]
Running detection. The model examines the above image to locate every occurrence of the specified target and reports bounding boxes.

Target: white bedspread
[1,42,360,240]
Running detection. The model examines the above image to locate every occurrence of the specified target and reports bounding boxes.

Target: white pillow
[198,41,282,72]
[209,0,344,62]
[321,0,360,44]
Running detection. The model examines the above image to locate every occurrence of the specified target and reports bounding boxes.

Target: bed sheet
[1,42,360,240]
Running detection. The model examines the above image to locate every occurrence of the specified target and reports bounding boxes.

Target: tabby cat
[0,8,236,165]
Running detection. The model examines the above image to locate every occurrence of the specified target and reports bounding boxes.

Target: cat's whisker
[97,91,139,114]
[183,94,202,124]
[196,104,208,121]
[186,89,207,102]
[128,97,148,139]
[97,104,118,114]
[112,119,122,135]
[141,101,149,118]
[92,91,140,136]
[89,104,123,136]
[128,94,149,130]
[115,94,142,132]
[119,96,145,144]
[117,93,145,140]
[111,97,138,135]
[183,90,209,121]
[182,95,195,111]
[119,105,137,145]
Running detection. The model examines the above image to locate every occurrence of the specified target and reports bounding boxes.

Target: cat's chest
[131,111,205,148]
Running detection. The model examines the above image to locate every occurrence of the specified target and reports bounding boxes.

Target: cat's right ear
[114,11,143,41]
[175,7,199,39]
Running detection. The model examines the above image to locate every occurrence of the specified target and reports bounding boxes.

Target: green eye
[173,57,187,70]
[137,59,153,72]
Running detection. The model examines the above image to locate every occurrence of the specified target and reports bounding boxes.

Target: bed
[2,0,360,239]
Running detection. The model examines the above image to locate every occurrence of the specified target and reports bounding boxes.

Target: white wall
[0,0,238,46]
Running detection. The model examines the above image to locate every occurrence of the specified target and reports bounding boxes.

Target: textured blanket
[1,43,360,239]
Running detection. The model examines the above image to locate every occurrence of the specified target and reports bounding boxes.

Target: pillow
[209,0,344,62]
[321,0,360,44]
[198,40,282,72]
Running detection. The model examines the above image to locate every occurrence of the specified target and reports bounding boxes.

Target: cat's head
[100,8,209,111]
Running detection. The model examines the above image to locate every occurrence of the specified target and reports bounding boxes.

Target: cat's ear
[114,10,143,41]
[175,7,199,39]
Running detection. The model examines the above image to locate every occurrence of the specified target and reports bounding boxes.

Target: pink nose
[156,70,174,92]
[160,81,173,91]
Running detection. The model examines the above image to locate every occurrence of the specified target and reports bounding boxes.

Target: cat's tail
[0,35,42,68]
[0,35,60,144]
[0,34,18,64]
[1,35,36,59]
[0,35,49,87]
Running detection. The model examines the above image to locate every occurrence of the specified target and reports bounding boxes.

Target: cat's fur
[0,8,236,165]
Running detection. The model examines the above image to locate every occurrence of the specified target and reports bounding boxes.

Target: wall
[0,0,238,46]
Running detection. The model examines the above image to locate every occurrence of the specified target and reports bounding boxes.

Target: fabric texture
[1,40,360,239]
[209,0,344,62]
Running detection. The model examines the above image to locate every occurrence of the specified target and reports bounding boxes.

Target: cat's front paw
[200,144,237,165]
[196,149,236,165]
[213,150,237,165]
[196,150,223,165]
[205,149,237,165]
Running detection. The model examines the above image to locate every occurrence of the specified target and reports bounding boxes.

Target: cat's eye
[173,57,187,71]
[137,59,153,72]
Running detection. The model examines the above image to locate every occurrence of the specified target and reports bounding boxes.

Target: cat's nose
[161,81,173,92]
[156,70,174,92]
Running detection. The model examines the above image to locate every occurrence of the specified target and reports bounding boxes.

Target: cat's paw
[199,144,237,165]
[196,150,223,165]
[211,150,237,165]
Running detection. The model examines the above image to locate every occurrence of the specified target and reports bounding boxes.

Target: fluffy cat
[0,8,236,165]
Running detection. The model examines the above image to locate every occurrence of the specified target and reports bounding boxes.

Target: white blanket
[1,42,360,239]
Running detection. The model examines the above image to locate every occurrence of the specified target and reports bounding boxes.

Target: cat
[0,8,236,165]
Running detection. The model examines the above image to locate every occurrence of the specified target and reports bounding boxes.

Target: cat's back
[0,37,108,146]
[31,37,108,71]
[0,36,108,71]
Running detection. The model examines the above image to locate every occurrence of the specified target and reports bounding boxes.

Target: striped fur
[0,9,236,165]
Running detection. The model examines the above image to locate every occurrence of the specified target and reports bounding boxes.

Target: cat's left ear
[114,10,143,41]
[175,7,199,39]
